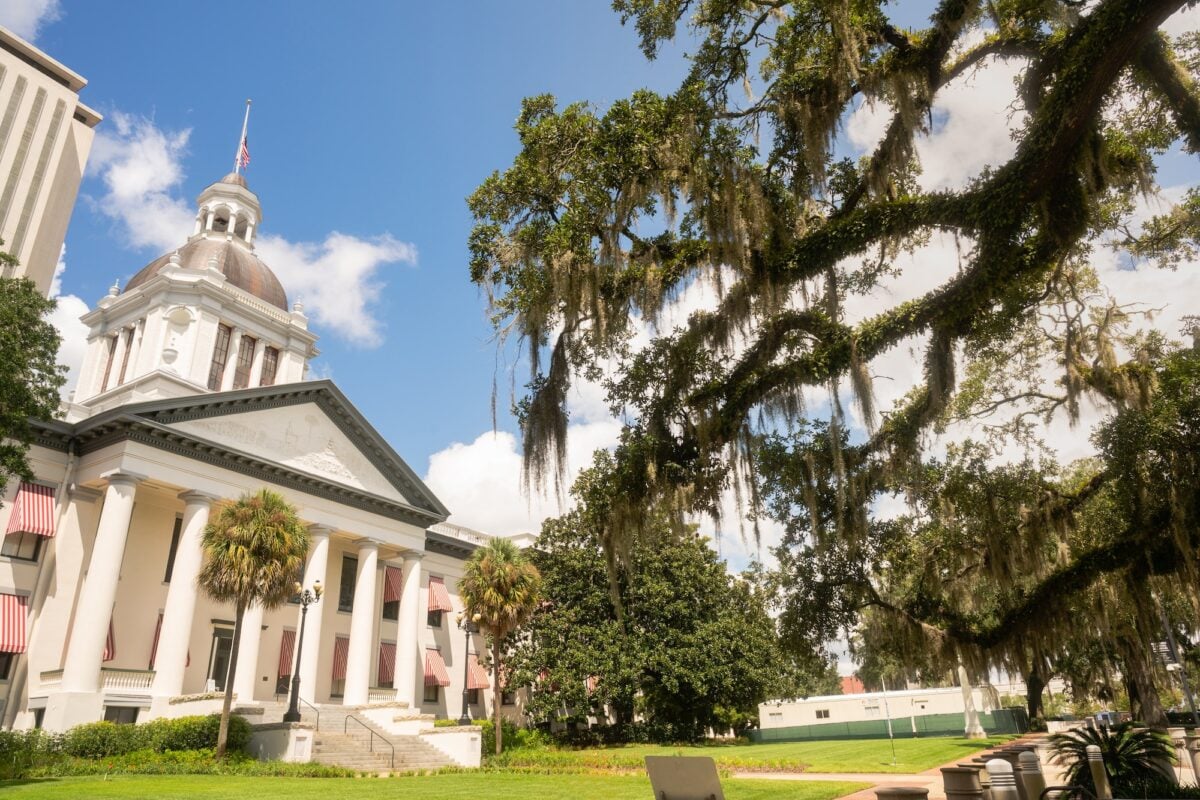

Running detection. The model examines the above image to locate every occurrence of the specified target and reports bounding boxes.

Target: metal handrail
[344,713,394,769]
[300,697,320,731]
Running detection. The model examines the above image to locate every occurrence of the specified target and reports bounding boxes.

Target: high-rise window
[260,346,280,387]
[100,334,119,392]
[207,324,233,390]
[232,335,256,389]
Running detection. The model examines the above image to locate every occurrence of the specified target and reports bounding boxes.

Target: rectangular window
[427,609,443,628]
[163,516,183,582]
[100,334,118,392]
[382,600,398,621]
[502,690,516,706]
[260,346,280,387]
[232,334,256,390]
[32,708,44,729]
[338,556,357,612]
[0,652,13,680]
[116,327,135,385]
[467,688,480,706]
[1,530,42,562]
[423,684,439,704]
[103,706,139,724]
[207,324,233,390]
[815,709,830,720]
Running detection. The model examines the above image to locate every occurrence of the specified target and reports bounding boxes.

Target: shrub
[1050,721,1175,794]
[1115,779,1200,799]
[58,714,251,759]
[60,721,146,758]
[478,718,550,756]
[0,729,61,779]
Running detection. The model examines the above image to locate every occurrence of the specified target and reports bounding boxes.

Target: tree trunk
[216,603,245,759]
[1026,667,1045,723]
[493,639,503,755]
[1119,636,1168,728]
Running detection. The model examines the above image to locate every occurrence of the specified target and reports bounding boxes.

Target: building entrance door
[207,627,235,691]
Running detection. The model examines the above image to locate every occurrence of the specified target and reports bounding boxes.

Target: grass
[0,772,869,800]
[495,736,1015,774]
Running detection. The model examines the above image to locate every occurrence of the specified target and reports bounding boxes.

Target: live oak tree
[469,0,1200,717]
[0,247,65,501]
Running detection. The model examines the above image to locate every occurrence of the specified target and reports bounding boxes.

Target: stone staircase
[239,701,455,773]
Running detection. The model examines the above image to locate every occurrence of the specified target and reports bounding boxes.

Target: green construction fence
[748,707,1029,743]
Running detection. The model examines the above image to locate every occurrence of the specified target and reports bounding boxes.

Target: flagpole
[234,99,251,175]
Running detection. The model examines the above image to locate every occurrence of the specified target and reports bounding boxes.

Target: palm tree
[1050,721,1175,794]
[458,538,541,755]
[199,488,309,758]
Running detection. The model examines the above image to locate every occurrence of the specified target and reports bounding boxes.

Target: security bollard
[986,759,1020,800]
[874,787,931,800]
[1087,744,1112,800]
[1018,750,1046,800]
[942,766,985,800]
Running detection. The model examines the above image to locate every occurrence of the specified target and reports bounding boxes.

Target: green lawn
[0,773,868,800]
[497,736,1014,774]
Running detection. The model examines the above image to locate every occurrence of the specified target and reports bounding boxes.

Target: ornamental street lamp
[283,580,322,724]
[457,612,480,725]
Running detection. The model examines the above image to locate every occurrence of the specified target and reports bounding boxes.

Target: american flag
[237,136,250,170]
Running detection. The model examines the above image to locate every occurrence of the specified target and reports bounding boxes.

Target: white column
[233,602,264,703]
[126,319,145,382]
[220,328,243,390]
[249,339,266,387]
[343,540,379,706]
[296,525,332,704]
[396,551,424,709]
[244,221,255,243]
[151,491,216,698]
[61,472,142,693]
[204,210,215,232]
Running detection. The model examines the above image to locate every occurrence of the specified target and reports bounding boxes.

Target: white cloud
[83,113,415,346]
[46,247,89,398]
[87,113,194,252]
[256,232,416,347]
[0,0,61,41]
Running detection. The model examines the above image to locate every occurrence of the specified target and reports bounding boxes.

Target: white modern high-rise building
[0,25,100,295]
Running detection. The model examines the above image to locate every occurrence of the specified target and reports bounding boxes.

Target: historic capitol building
[0,123,506,762]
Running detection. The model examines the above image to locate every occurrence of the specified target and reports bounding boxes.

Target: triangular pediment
[169,402,412,503]
[93,381,450,518]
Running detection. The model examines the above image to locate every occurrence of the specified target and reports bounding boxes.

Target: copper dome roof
[124,238,288,310]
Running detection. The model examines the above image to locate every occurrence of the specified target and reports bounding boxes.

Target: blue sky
[7,2,1200,572]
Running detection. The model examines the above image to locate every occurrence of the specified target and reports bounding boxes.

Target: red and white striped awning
[467,655,490,690]
[332,636,349,681]
[278,629,296,678]
[149,612,189,669]
[0,593,29,653]
[383,566,403,604]
[5,482,55,538]
[427,576,453,613]
[424,648,450,687]
[103,619,116,662]
[378,641,396,686]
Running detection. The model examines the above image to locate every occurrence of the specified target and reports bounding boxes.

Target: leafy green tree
[458,538,542,755]
[0,247,65,502]
[468,0,1200,714]
[198,488,309,758]
[510,453,798,741]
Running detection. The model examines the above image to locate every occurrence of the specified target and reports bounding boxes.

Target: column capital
[403,549,425,562]
[308,523,335,539]
[100,470,146,487]
[67,484,104,503]
[354,538,382,553]
[178,489,220,506]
